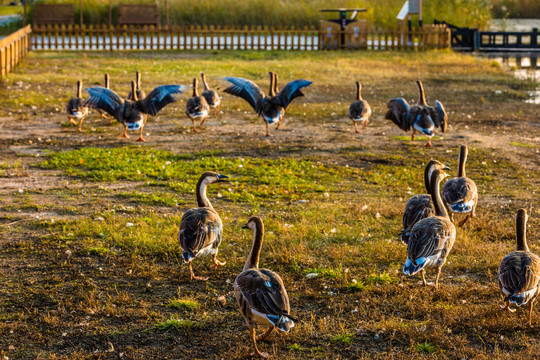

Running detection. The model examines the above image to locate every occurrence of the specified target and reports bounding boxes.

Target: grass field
[0,50,539,359]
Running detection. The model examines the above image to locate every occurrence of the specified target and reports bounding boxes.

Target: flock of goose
[65,71,448,145]
[64,71,536,358]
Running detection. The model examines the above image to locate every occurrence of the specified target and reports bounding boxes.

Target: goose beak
[241,224,249,229]
[442,164,450,170]
[217,174,230,183]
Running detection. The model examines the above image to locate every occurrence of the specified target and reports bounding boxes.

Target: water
[480,52,540,104]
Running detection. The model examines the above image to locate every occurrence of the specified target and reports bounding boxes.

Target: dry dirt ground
[0,50,539,359]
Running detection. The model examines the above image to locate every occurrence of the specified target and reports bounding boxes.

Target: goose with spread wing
[498,209,540,326]
[348,81,372,134]
[84,81,188,142]
[200,72,221,116]
[401,160,450,244]
[385,80,447,147]
[65,80,89,132]
[442,145,478,227]
[403,169,456,289]
[223,73,312,136]
[235,217,296,358]
[178,172,229,281]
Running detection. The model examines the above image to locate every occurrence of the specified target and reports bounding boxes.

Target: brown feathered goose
[442,145,478,227]
[223,73,312,136]
[235,217,295,358]
[178,172,229,281]
[185,78,210,132]
[200,72,221,116]
[65,80,89,132]
[348,81,372,134]
[403,169,456,288]
[385,80,447,147]
[84,81,188,141]
[127,70,146,101]
[498,209,540,326]
[400,160,450,244]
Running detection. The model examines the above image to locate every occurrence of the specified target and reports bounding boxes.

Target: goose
[127,70,146,101]
[65,80,89,132]
[185,78,210,132]
[400,160,450,244]
[442,145,478,227]
[200,72,221,116]
[235,217,296,358]
[403,168,456,288]
[223,73,312,136]
[348,81,372,134]
[498,209,540,326]
[84,81,188,142]
[385,80,447,147]
[178,171,229,281]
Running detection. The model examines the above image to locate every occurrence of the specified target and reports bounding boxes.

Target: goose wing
[83,87,124,119]
[428,100,448,132]
[499,252,540,303]
[407,216,455,261]
[138,85,189,116]
[385,98,411,131]
[235,268,291,317]
[275,79,313,109]
[222,77,265,113]
[178,207,222,258]
[402,195,434,233]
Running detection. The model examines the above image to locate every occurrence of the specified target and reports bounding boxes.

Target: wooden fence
[30,24,451,51]
[0,25,32,78]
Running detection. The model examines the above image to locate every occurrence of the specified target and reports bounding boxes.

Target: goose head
[200,171,230,185]
[242,216,262,230]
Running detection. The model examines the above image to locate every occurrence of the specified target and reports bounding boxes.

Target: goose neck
[196,176,212,208]
[430,171,448,218]
[244,221,264,271]
[457,146,467,178]
[416,80,426,106]
[516,210,528,251]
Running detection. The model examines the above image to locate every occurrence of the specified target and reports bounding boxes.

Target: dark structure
[320,8,366,49]
[435,19,539,52]
[33,4,74,26]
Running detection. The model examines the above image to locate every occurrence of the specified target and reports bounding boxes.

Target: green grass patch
[86,246,110,256]
[366,271,398,285]
[153,316,198,331]
[305,265,343,279]
[510,141,535,148]
[344,280,370,292]
[40,146,358,204]
[167,298,199,311]
[330,333,355,345]
[414,341,438,354]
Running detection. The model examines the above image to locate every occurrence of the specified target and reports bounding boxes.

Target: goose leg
[68,117,77,126]
[434,266,442,289]
[421,269,428,286]
[200,116,208,126]
[411,131,415,142]
[210,253,226,270]
[213,104,219,117]
[457,214,471,227]
[256,326,274,341]
[363,120,367,129]
[500,300,516,313]
[354,122,360,134]
[265,122,271,137]
[188,262,208,281]
[77,118,85,132]
[137,125,145,142]
[250,327,269,358]
[120,125,130,139]
[425,138,432,148]
[528,298,535,326]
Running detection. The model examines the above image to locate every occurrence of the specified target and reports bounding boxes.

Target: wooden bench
[33,4,74,26]
[118,4,159,25]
